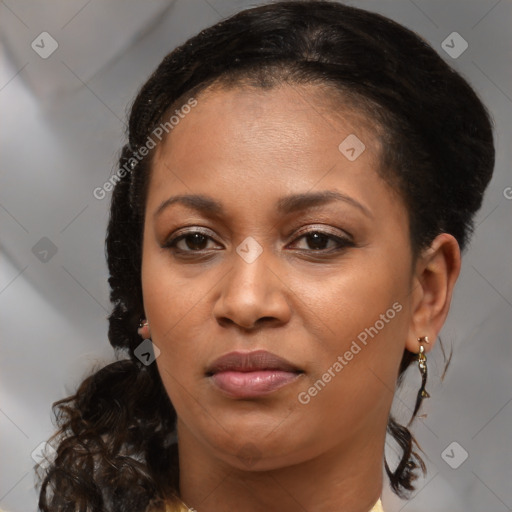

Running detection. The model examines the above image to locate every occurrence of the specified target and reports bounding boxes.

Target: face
[141,83,416,471]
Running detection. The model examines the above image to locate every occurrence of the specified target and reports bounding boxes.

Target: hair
[38,1,495,510]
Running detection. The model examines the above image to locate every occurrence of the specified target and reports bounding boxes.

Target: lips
[206,350,303,398]
[206,350,301,374]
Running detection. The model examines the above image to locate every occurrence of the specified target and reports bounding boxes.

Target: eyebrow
[154,190,372,219]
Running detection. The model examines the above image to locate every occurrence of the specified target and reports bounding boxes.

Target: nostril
[254,316,278,327]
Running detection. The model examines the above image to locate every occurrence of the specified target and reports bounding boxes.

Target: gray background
[0,1,511,511]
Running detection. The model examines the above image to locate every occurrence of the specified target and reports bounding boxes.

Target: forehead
[153,84,380,173]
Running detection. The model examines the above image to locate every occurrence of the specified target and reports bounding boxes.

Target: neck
[176,421,384,512]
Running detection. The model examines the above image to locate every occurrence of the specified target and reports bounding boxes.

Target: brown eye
[164,229,220,253]
[303,232,331,250]
[290,230,354,252]
[179,233,209,251]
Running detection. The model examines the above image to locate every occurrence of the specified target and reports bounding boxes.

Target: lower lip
[210,370,302,398]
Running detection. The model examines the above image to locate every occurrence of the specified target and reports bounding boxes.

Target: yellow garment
[165,497,384,511]
[372,498,385,512]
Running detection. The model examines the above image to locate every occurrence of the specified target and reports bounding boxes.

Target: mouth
[206,350,304,399]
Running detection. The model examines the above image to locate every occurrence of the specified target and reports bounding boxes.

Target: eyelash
[163,226,354,256]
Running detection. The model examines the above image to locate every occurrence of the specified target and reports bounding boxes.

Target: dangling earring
[411,336,430,419]
[138,319,150,339]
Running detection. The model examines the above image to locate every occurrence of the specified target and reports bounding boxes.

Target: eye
[163,229,221,253]
[288,229,354,252]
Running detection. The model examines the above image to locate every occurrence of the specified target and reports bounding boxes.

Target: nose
[212,249,292,331]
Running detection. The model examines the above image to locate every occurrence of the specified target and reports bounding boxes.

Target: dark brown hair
[38,1,495,510]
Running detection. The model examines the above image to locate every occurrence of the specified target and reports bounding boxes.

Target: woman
[37,1,495,511]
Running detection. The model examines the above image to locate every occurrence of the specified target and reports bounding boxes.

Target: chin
[200,420,314,471]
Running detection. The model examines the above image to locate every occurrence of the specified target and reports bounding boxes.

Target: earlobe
[138,319,151,339]
[406,233,461,354]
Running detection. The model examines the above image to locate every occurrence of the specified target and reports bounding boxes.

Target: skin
[139,82,461,512]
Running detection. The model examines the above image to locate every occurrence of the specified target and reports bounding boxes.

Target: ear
[405,233,461,354]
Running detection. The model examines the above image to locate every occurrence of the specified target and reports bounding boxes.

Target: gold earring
[417,336,430,399]
[410,336,430,421]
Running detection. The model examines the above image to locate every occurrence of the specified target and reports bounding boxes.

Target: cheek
[141,249,198,365]
[296,256,411,409]
[299,251,409,347]
[141,244,210,334]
